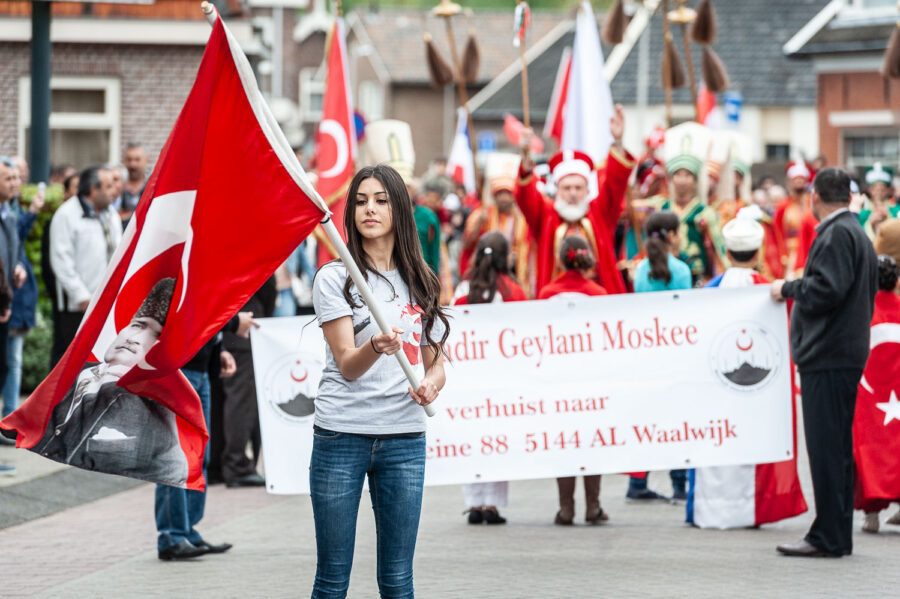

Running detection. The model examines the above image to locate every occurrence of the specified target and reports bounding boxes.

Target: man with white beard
[515,105,634,295]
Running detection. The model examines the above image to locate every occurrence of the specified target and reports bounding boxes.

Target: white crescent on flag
[318,119,350,179]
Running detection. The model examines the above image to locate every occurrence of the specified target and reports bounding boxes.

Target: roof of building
[347,7,562,85]
[472,0,829,121]
[784,5,897,56]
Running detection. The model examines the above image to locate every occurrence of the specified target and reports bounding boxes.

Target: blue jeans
[273,287,297,317]
[628,470,687,494]
[154,368,211,551]
[2,332,23,417]
[309,430,426,599]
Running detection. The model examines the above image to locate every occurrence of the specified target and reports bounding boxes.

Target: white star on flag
[875,390,900,426]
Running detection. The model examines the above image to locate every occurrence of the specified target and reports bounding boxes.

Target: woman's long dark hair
[464,231,512,304]
[644,210,680,284]
[339,164,450,353]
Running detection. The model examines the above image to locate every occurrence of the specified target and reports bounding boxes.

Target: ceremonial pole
[514,2,531,130]
[433,0,481,187]
[201,2,437,418]
[661,0,673,127]
[670,0,698,120]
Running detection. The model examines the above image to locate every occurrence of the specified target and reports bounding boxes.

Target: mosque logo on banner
[709,321,782,392]
[260,351,322,423]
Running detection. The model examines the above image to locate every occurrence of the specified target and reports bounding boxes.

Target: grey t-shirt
[312,262,445,435]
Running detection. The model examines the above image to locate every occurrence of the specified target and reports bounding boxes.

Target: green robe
[648,196,728,282]
[414,204,441,276]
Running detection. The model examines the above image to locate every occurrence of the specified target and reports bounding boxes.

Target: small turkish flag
[315,18,356,264]
[0,17,328,490]
[854,291,900,505]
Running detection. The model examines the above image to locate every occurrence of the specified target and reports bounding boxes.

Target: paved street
[3,436,900,599]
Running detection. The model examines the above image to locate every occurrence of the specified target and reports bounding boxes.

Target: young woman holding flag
[310,165,450,598]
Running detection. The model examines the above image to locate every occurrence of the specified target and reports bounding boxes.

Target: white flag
[561,1,615,165]
[446,107,476,195]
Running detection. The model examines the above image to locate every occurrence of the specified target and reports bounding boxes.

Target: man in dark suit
[33,278,189,486]
[771,167,879,557]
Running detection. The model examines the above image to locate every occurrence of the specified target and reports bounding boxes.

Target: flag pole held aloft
[200,2,436,417]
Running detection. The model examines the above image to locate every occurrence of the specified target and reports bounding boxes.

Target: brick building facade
[786,0,900,176]
[0,0,252,170]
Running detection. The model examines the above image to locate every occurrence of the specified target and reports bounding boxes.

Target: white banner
[252,286,793,494]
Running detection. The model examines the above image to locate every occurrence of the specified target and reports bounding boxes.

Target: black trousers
[220,349,260,482]
[51,310,83,369]
[800,368,861,556]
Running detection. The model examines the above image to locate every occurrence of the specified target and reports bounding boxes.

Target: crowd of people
[0,106,898,577]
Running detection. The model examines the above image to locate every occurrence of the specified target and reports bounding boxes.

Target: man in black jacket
[771,167,878,557]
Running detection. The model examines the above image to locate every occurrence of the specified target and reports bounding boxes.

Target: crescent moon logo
[319,119,350,179]
[736,329,753,351]
[290,360,308,383]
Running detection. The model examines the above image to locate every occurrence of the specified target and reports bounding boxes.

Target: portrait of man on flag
[33,278,189,486]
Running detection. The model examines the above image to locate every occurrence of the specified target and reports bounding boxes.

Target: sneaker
[862,512,880,533]
[671,490,688,503]
[625,488,670,503]
[0,462,16,477]
[465,508,483,524]
[886,509,900,526]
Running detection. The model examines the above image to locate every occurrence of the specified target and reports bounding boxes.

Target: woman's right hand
[371,326,403,355]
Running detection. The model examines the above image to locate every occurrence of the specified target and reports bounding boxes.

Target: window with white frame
[357,81,383,122]
[299,68,325,123]
[18,76,120,170]
[843,130,900,171]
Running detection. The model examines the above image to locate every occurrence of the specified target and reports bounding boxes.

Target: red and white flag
[504,113,544,155]
[854,291,900,505]
[543,46,571,146]
[0,17,328,491]
[560,1,615,165]
[315,17,356,264]
[446,108,476,195]
[513,1,531,47]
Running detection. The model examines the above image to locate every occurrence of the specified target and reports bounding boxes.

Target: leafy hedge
[17,183,65,394]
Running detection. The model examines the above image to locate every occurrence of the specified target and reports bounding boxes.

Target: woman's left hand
[409,378,439,406]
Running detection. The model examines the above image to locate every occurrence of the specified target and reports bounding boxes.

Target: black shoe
[671,489,687,502]
[197,540,232,554]
[466,508,483,524]
[776,539,829,558]
[482,508,507,525]
[625,488,671,503]
[0,433,15,446]
[225,473,266,487]
[158,540,209,561]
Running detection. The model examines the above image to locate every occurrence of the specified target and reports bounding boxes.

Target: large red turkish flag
[315,18,356,264]
[0,17,328,490]
[854,291,900,505]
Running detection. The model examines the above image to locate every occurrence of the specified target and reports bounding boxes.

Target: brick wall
[818,71,900,165]
[0,41,204,168]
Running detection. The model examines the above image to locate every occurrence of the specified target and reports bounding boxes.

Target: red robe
[773,196,817,276]
[854,290,900,512]
[537,269,607,299]
[515,149,635,295]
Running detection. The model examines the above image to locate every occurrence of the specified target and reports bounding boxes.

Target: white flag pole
[200,2,436,417]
